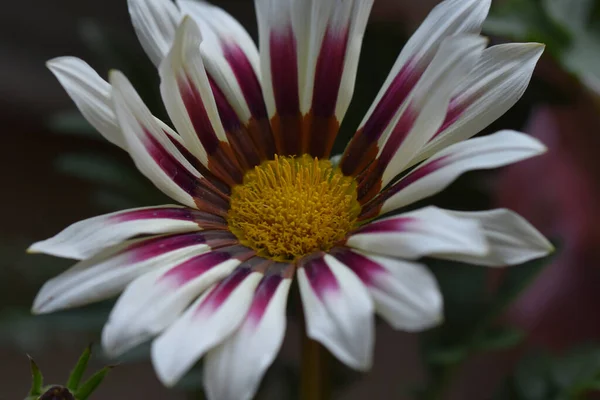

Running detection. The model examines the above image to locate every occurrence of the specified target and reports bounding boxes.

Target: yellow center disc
[227,155,360,261]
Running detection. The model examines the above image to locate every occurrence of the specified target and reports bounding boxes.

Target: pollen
[227,155,360,262]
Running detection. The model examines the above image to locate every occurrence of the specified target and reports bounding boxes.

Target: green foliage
[24,346,112,400]
[497,346,600,400]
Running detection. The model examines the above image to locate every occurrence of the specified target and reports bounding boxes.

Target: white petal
[128,0,181,66]
[359,0,490,136]
[413,43,545,164]
[28,205,206,259]
[103,247,245,357]
[47,57,125,149]
[32,231,227,314]
[152,268,262,386]
[379,130,547,215]
[110,70,204,208]
[438,208,554,266]
[378,35,487,187]
[204,274,292,400]
[297,254,374,370]
[347,206,488,259]
[331,248,443,331]
[159,17,230,167]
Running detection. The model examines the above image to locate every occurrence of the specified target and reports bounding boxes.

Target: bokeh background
[2,0,600,399]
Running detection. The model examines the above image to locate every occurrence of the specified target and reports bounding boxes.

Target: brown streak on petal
[247,117,276,160]
[244,257,274,274]
[271,113,304,156]
[207,141,245,186]
[356,161,383,205]
[340,129,380,176]
[225,244,257,262]
[306,113,340,159]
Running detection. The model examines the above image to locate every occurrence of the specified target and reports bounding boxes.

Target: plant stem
[300,331,329,400]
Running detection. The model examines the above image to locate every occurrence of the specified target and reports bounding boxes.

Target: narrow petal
[28,206,222,260]
[413,43,545,164]
[128,0,181,66]
[341,0,491,175]
[160,17,243,185]
[110,70,228,211]
[47,57,125,149]
[331,248,442,331]
[32,231,236,314]
[152,265,263,386]
[347,206,488,259]
[356,35,487,202]
[297,253,374,371]
[177,0,274,163]
[102,245,253,357]
[255,0,373,157]
[203,265,293,400]
[364,130,547,218]
[436,209,554,266]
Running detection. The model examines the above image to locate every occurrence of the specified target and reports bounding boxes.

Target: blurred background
[2,0,600,399]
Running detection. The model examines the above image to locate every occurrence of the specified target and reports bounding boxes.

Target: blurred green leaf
[425,345,469,366]
[473,327,526,352]
[515,351,553,400]
[47,111,99,138]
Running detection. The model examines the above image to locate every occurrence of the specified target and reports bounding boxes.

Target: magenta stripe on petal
[300,254,339,301]
[354,216,416,235]
[384,155,450,199]
[196,266,253,313]
[161,250,229,286]
[362,62,420,142]
[270,28,300,115]
[311,27,349,118]
[128,230,237,262]
[223,43,268,120]
[377,106,418,167]
[179,76,220,153]
[113,207,215,223]
[330,247,385,286]
[432,97,469,139]
[246,273,282,327]
[142,129,203,196]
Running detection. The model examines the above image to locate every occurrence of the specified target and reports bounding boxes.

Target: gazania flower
[30,0,553,398]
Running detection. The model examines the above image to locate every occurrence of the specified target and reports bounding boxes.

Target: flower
[29,0,553,398]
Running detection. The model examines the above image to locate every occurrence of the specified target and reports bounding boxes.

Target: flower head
[30,0,552,398]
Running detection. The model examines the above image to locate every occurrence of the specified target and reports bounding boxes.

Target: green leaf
[27,355,43,396]
[74,365,114,400]
[514,351,553,400]
[551,345,600,389]
[66,344,92,392]
[47,111,98,138]
[474,327,526,352]
[425,345,469,366]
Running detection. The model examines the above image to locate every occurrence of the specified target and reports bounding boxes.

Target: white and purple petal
[355,35,487,202]
[413,43,545,164]
[348,206,488,259]
[331,247,442,331]
[33,230,236,314]
[297,253,374,371]
[203,264,293,400]
[160,17,243,185]
[28,206,223,260]
[341,0,491,176]
[152,263,264,386]
[103,244,254,357]
[363,130,547,218]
